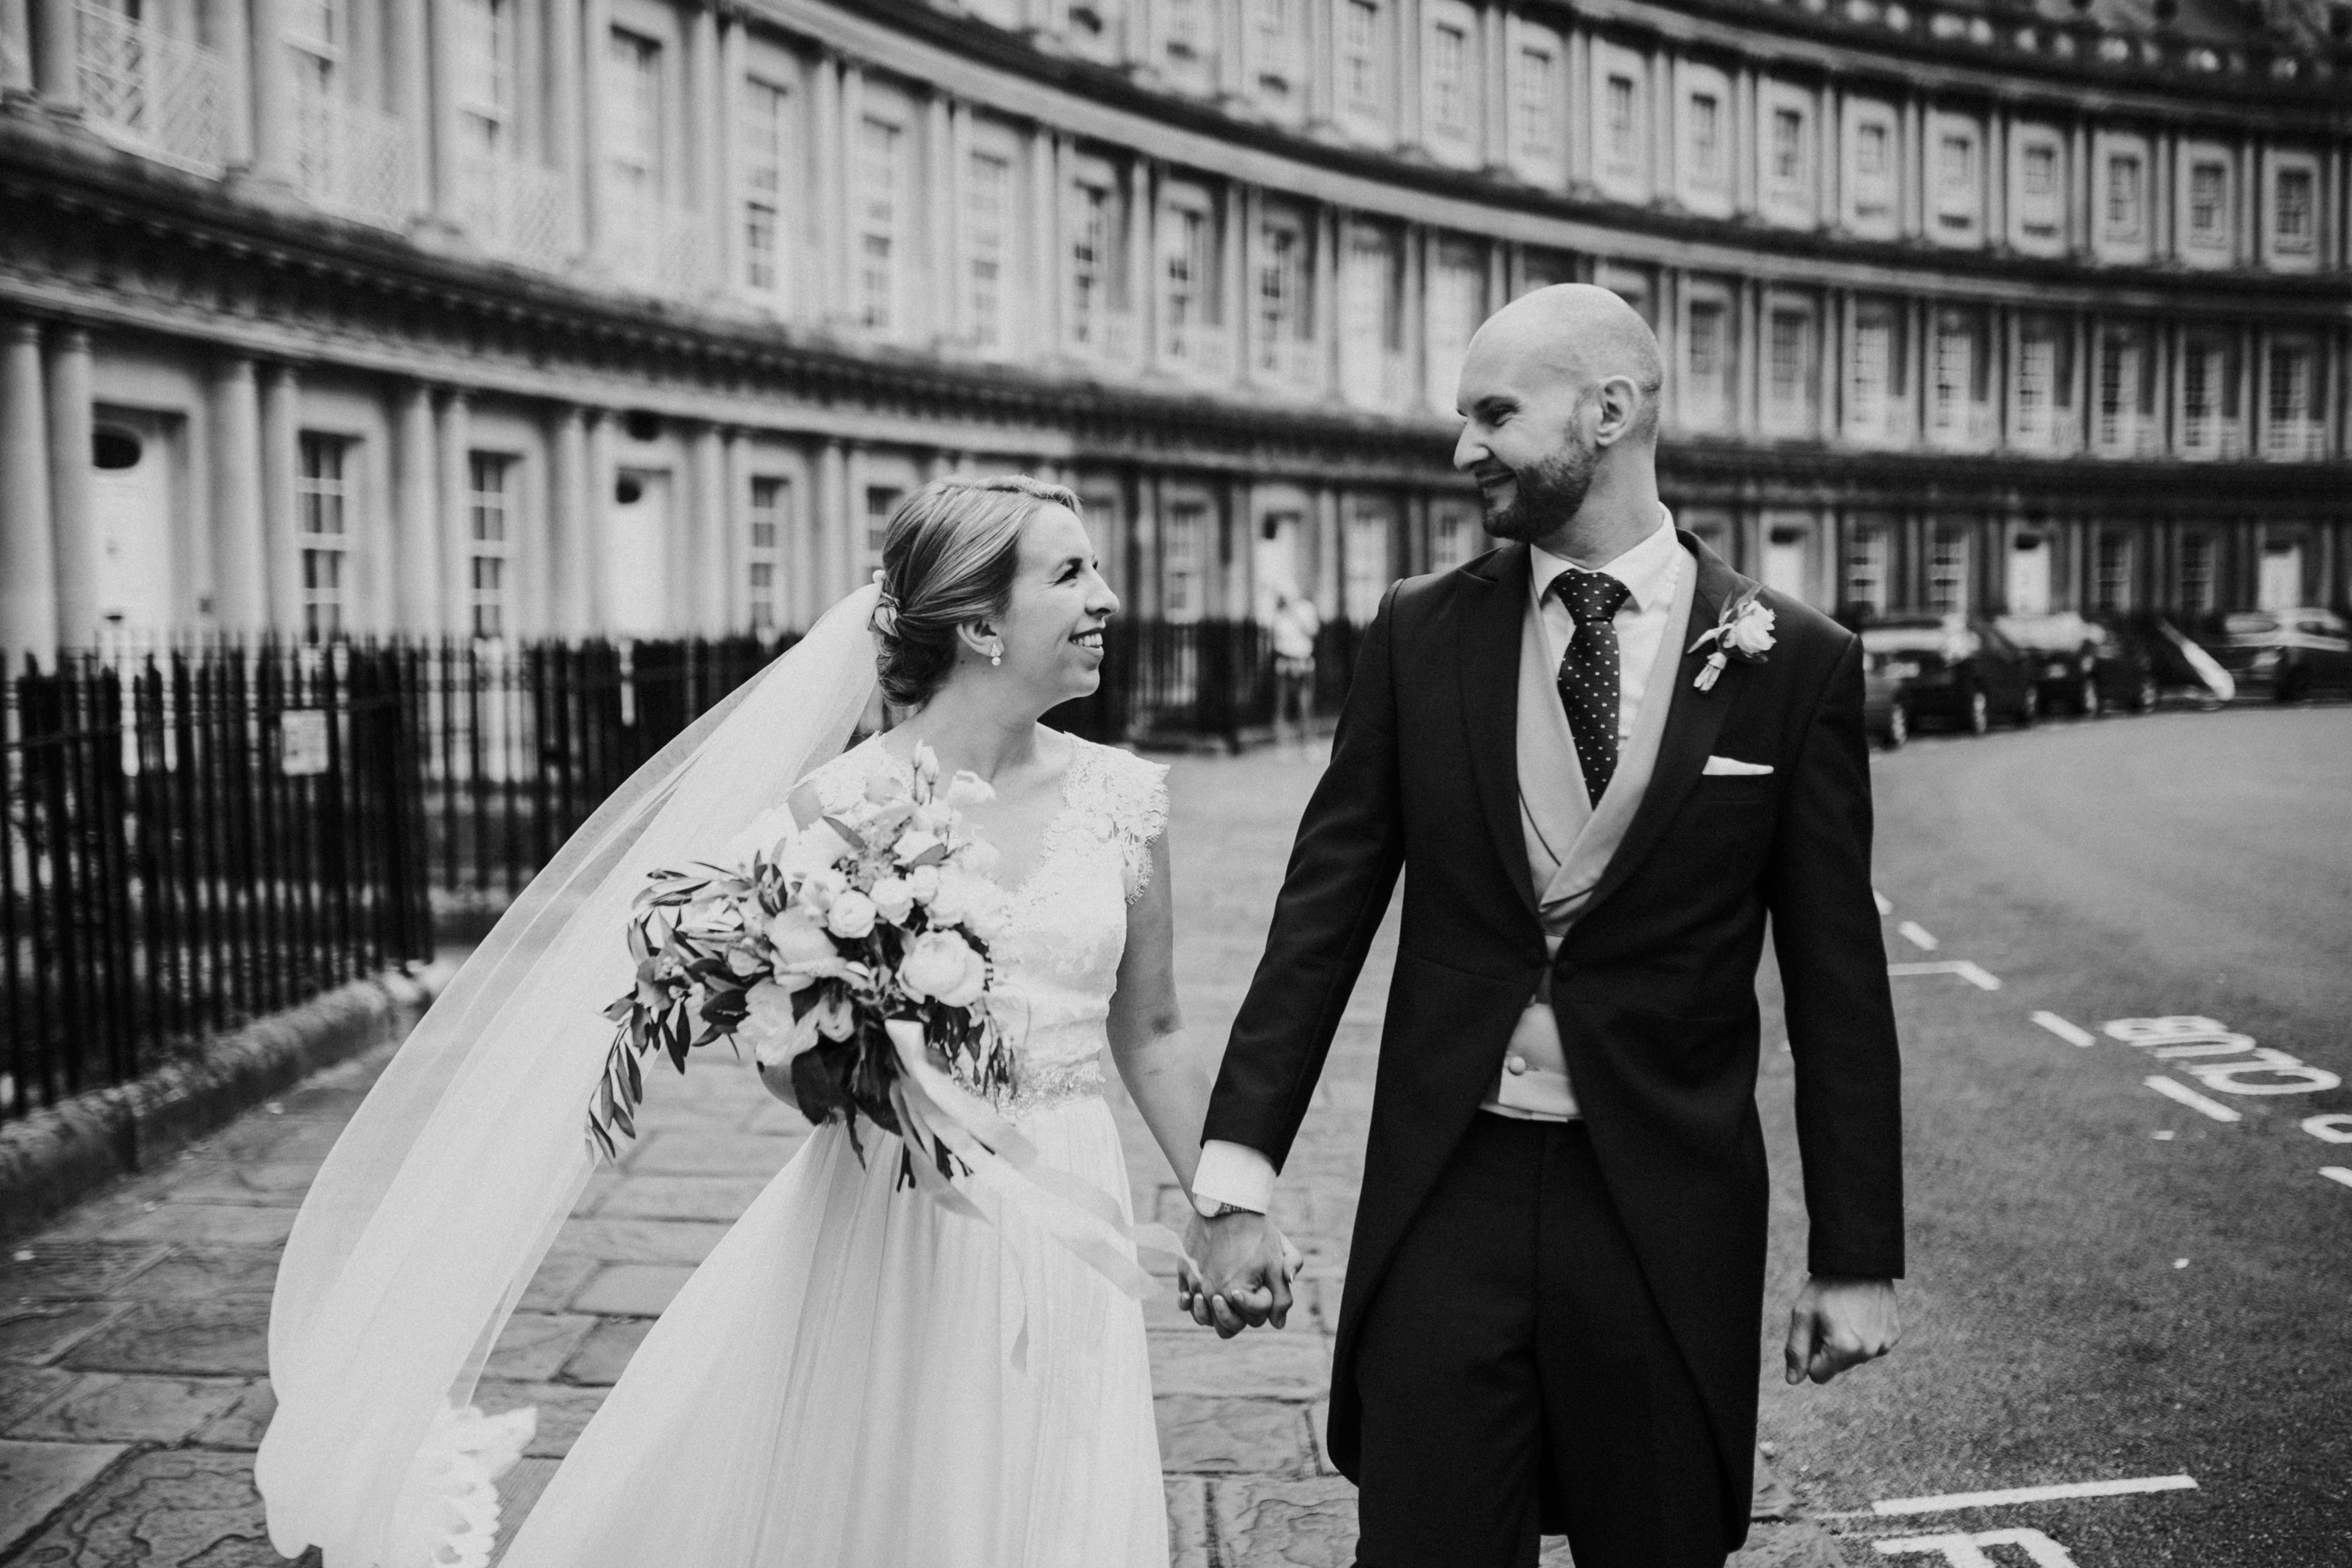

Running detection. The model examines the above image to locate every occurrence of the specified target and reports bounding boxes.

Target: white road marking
[1888,961,2002,991]
[2321,1167,2352,1191]
[1868,1473,2197,1517]
[1874,889,1895,915]
[1897,921,1939,951]
[2143,1076,2243,1123]
[2030,1012,2097,1048]
[1875,1528,2079,1567]
[2302,1114,2352,1145]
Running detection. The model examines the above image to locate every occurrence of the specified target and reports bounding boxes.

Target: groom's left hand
[1783,1275,1900,1385]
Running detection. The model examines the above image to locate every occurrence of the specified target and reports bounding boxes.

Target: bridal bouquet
[590,744,1017,1171]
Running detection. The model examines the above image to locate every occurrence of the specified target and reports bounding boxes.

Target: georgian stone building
[0,0,2345,659]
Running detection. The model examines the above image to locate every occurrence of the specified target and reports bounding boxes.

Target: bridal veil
[256,586,883,1566]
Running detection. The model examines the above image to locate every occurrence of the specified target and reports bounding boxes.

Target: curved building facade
[0,0,2346,657]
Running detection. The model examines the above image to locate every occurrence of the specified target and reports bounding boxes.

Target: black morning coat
[1201,531,1906,1550]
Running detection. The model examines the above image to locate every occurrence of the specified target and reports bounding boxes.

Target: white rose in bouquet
[825,889,879,939]
[891,829,944,865]
[797,865,849,912]
[905,864,940,904]
[925,869,973,927]
[766,906,836,985]
[738,979,804,1067]
[945,771,995,809]
[869,876,916,925]
[863,771,910,807]
[777,824,856,888]
[901,930,988,1008]
[957,839,1002,878]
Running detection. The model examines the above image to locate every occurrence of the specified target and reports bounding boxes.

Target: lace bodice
[803,734,1169,1116]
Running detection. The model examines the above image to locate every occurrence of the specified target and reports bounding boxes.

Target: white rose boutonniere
[1688,587,1775,693]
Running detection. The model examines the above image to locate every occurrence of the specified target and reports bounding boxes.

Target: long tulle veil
[257,586,883,1566]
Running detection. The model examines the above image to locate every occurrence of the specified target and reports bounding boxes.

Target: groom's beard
[1479,439,1601,544]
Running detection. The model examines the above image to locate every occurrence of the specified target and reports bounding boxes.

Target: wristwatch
[1190,1194,1248,1219]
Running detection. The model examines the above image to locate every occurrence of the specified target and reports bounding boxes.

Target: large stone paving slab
[592,1174,770,1223]
[1210,1475,1360,1568]
[0,1303,127,1366]
[1154,1394,1315,1475]
[569,1262,694,1317]
[0,1243,170,1301]
[1148,1328,1333,1398]
[11,1374,245,1444]
[0,1440,127,1556]
[62,1302,269,1377]
[113,1248,281,1302]
[5,1446,280,1566]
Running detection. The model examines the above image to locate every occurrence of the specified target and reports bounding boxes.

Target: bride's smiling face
[967,504,1119,707]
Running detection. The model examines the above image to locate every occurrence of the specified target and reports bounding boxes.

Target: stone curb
[0,960,458,1242]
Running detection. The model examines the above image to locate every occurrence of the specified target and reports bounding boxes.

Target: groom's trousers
[1350,1116,1729,1568]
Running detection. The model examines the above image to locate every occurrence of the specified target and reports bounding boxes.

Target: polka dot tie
[1551,568,1632,806]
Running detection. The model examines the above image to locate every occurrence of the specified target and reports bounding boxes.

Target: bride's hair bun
[873,474,1081,709]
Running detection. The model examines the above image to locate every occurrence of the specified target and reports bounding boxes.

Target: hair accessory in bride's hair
[870,568,900,639]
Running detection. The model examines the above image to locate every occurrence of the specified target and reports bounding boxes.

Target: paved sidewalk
[0,748,1846,1567]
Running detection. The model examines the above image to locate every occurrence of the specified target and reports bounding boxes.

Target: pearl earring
[989,646,1003,667]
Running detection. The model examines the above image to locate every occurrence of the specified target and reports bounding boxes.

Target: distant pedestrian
[1268,584,1322,758]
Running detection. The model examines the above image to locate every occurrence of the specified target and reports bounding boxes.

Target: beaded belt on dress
[997,1058,1107,1119]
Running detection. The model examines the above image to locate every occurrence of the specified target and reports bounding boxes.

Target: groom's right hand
[1182,1212,1294,1338]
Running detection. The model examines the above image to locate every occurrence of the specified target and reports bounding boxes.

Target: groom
[1184,285,1903,1568]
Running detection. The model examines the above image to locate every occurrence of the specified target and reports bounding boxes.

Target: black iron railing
[2,619,1360,1119]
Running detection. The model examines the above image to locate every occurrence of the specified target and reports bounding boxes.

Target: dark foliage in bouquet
[591,743,1017,1177]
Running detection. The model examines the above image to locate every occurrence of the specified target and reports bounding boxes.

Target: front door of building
[2007,532,2052,615]
[2259,538,2304,611]
[90,413,176,643]
[1763,522,1811,604]
[608,470,671,637]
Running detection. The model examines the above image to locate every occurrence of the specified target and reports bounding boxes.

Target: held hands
[1177,1211,1304,1338]
[1783,1274,1900,1386]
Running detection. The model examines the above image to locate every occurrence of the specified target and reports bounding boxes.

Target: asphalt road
[1751,704,2352,1568]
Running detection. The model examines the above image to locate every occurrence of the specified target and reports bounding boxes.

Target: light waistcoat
[1481,535,1700,1121]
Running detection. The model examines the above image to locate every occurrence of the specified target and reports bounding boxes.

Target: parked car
[2210,608,2352,701]
[1862,663,1910,749]
[1997,611,2160,716]
[1859,615,2039,734]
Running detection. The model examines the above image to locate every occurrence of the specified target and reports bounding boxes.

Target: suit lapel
[1459,544,1539,920]
[1577,533,1752,924]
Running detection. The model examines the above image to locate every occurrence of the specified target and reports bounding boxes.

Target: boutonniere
[1687,587,1775,693]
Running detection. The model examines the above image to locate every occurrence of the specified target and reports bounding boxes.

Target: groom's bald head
[1458,284,1665,445]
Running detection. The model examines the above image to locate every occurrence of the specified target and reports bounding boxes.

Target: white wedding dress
[495,732,1171,1568]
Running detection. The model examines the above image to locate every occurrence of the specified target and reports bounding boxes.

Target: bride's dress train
[495,734,1171,1568]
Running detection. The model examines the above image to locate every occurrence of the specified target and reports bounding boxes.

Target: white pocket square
[1702,756,1774,776]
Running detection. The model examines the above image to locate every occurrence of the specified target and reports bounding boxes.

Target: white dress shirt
[1190,511,1685,1217]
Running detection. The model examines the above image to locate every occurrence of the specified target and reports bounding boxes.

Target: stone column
[580,0,613,257]
[582,408,609,630]
[718,15,745,294]
[546,402,589,635]
[31,0,76,110]
[1395,0,1422,153]
[1315,202,1339,397]
[210,357,266,633]
[1221,180,1246,385]
[259,363,299,633]
[249,0,293,180]
[1304,0,1334,135]
[1037,129,1065,354]
[45,328,96,649]
[547,0,582,252]
[814,438,847,613]
[392,380,439,633]
[390,0,432,207]
[690,421,725,631]
[719,426,744,629]
[926,92,953,339]
[685,0,719,270]
[197,0,252,163]
[1126,155,1153,368]
[811,54,840,317]
[0,321,57,663]
[1,0,33,96]
[438,390,472,635]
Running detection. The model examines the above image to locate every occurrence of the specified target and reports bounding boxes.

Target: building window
[1685,300,1725,421]
[2268,343,2312,430]
[1931,325,1972,437]
[606,30,662,203]
[2016,329,2052,442]
[1069,178,1111,350]
[2182,341,2218,452]
[2097,333,2139,449]
[1688,92,1720,185]
[1340,224,1400,398]
[1430,22,1468,136]
[1425,242,1486,411]
[1851,317,1891,435]
[466,452,511,639]
[454,0,512,160]
[857,116,902,332]
[2189,162,2225,245]
[2104,153,2142,240]
[2178,533,2214,615]
[1938,132,1975,229]
[747,476,787,632]
[296,433,350,642]
[2093,533,2131,613]
[1767,310,1808,421]
[1163,502,1206,621]
[1606,76,1636,169]
[1772,108,1803,187]
[1163,200,1213,366]
[1513,45,1556,164]
[1928,528,1969,614]
[1341,1,1381,115]
[2275,167,2314,252]
[1255,217,1305,375]
[864,485,902,572]
[1854,120,1890,218]
[741,79,790,296]
[966,152,1010,349]
[1844,526,1887,616]
[1162,0,1207,61]
[1344,507,1391,622]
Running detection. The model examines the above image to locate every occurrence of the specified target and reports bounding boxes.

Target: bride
[256,475,1294,1566]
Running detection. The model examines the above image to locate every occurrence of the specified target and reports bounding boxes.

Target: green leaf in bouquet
[822,814,868,851]
[623,1048,643,1101]
[903,841,952,868]
[602,995,633,1024]
[608,1083,636,1140]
